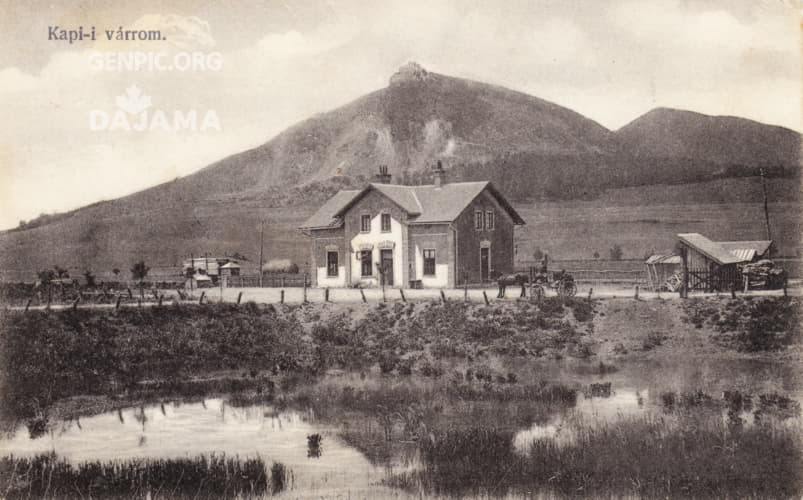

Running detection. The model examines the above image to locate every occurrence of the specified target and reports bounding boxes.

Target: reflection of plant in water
[271,461,287,494]
[585,382,612,398]
[25,415,48,439]
[307,433,323,458]
[134,406,147,431]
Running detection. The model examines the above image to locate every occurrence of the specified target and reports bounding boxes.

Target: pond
[0,356,800,498]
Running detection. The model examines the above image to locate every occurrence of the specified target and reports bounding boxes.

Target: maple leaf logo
[115,85,152,115]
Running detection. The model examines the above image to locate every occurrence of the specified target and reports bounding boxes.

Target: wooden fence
[223,274,308,288]
[686,267,742,292]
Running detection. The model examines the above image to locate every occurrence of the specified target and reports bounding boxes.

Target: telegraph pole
[259,220,265,287]
[760,168,772,243]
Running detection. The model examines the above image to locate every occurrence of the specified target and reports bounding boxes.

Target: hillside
[615,107,800,168]
[0,63,800,279]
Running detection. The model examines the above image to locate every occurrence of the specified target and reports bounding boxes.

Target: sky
[0,0,799,230]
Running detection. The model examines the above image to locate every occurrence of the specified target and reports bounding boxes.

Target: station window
[327,252,338,277]
[475,210,483,230]
[360,250,373,276]
[381,213,391,232]
[423,249,436,276]
[486,210,494,230]
[360,214,371,232]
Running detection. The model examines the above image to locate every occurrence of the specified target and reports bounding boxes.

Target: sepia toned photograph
[0,0,800,498]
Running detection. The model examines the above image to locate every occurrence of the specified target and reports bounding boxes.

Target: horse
[496,273,530,298]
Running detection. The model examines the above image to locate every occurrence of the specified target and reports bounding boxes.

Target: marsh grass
[0,454,283,499]
[682,297,800,351]
[389,412,802,498]
[0,300,596,422]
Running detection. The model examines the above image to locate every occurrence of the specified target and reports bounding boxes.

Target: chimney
[375,165,392,184]
[433,160,446,188]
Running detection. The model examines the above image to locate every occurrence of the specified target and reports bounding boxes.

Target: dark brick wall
[454,190,516,284]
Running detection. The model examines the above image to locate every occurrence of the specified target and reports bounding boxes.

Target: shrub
[262,259,299,274]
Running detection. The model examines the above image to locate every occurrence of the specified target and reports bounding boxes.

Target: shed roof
[717,240,772,257]
[220,262,241,269]
[645,254,682,265]
[300,181,525,230]
[677,233,743,265]
[300,189,361,230]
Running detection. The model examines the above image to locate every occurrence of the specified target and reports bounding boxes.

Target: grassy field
[0,178,798,282]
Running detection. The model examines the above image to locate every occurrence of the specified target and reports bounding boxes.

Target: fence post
[237,291,243,304]
[73,296,80,310]
[743,275,749,293]
[440,289,447,303]
[158,295,163,307]
[400,288,406,302]
[127,288,133,299]
[115,295,121,310]
[280,289,285,304]
[783,281,788,297]
[360,288,367,303]
[303,274,308,303]
[464,282,468,302]
[137,298,142,307]
[281,276,285,288]
[325,287,330,302]
[730,282,736,299]
[199,291,205,305]
[588,288,593,302]
[634,285,639,300]
[483,290,490,305]
[24,298,32,313]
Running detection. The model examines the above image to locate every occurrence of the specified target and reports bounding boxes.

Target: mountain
[615,107,800,168]
[164,62,616,199]
[0,64,799,278]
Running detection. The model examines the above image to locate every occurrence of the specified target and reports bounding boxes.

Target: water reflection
[0,399,387,497]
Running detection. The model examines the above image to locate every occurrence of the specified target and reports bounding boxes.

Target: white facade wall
[350,213,404,287]
[413,244,449,288]
[316,265,347,287]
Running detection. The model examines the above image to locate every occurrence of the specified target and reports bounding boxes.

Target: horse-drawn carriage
[497,269,577,298]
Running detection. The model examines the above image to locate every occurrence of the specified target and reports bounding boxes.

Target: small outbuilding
[186,272,213,289]
[676,233,744,292]
[219,262,241,277]
[644,254,683,291]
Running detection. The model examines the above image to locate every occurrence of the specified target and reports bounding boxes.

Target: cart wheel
[532,285,545,300]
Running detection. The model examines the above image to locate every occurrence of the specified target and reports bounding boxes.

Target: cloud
[255,16,359,59]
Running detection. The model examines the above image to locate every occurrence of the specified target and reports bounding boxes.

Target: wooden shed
[645,254,682,291]
[676,233,743,292]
